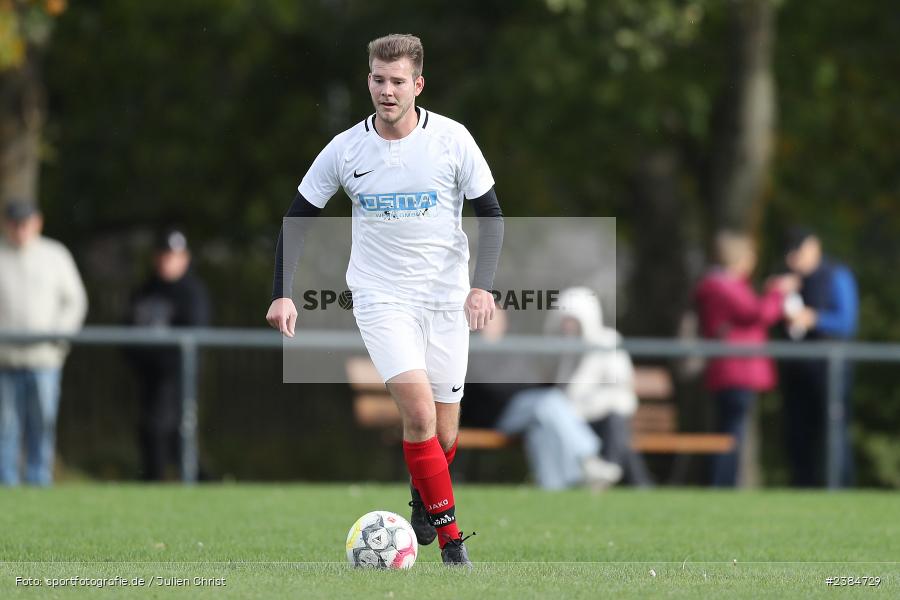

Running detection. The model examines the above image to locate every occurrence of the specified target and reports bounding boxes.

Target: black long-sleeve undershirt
[468,186,504,292]
[271,192,321,301]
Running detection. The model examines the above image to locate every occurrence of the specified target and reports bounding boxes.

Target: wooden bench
[630,367,735,454]
[346,358,733,455]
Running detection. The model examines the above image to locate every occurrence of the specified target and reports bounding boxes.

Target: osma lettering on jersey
[358,191,437,220]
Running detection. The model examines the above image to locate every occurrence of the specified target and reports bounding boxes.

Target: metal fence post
[826,346,845,490]
[179,335,199,483]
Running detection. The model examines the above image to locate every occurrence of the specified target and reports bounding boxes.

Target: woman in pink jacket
[694,232,796,486]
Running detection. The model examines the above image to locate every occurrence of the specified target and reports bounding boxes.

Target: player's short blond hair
[367,34,424,78]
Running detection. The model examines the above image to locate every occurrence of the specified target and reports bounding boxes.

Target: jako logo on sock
[428,499,449,511]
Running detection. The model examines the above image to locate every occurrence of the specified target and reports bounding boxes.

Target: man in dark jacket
[126,229,211,481]
[780,227,858,487]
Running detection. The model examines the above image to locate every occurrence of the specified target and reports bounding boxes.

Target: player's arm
[465,186,504,331]
[266,192,322,337]
[267,133,342,336]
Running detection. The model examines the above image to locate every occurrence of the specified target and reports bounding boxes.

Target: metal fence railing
[3,326,896,488]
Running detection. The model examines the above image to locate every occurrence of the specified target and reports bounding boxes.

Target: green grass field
[1,484,897,599]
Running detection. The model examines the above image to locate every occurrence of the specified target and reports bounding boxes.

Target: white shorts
[353,303,469,403]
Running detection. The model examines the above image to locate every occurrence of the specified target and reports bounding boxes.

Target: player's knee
[402,405,436,438]
[404,420,436,440]
[437,431,457,453]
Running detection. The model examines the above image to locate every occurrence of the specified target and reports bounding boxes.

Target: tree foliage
[0,0,65,71]
[23,0,900,485]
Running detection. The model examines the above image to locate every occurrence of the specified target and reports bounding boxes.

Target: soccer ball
[345,510,418,569]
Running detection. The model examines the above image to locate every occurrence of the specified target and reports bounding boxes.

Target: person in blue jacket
[780,227,858,487]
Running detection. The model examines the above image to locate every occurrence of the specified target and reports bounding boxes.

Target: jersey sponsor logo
[359,191,438,213]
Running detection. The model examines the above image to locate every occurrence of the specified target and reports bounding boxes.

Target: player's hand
[465,288,495,331]
[266,298,298,337]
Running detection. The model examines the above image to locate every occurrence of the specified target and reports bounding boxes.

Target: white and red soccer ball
[346,510,418,569]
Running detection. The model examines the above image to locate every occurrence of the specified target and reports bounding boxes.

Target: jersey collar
[365,107,429,139]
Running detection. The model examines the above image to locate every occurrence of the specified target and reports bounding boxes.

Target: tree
[0,0,65,207]
[705,0,777,235]
[516,0,779,334]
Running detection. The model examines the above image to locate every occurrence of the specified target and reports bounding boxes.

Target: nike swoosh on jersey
[353,169,375,178]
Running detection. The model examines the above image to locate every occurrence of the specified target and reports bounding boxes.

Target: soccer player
[266,34,503,567]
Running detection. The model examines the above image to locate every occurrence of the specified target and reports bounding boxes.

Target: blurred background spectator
[694,231,794,487]
[124,229,211,481]
[546,287,653,487]
[780,227,859,487]
[0,200,87,485]
[464,307,622,490]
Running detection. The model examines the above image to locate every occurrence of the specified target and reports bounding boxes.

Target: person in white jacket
[0,201,87,485]
[545,287,653,486]
[465,306,623,490]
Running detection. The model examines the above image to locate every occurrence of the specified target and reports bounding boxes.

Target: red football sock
[444,437,458,466]
[403,436,460,548]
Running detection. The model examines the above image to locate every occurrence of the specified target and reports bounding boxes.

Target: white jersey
[298,108,494,310]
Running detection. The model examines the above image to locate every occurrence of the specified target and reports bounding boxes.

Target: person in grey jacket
[0,200,87,485]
